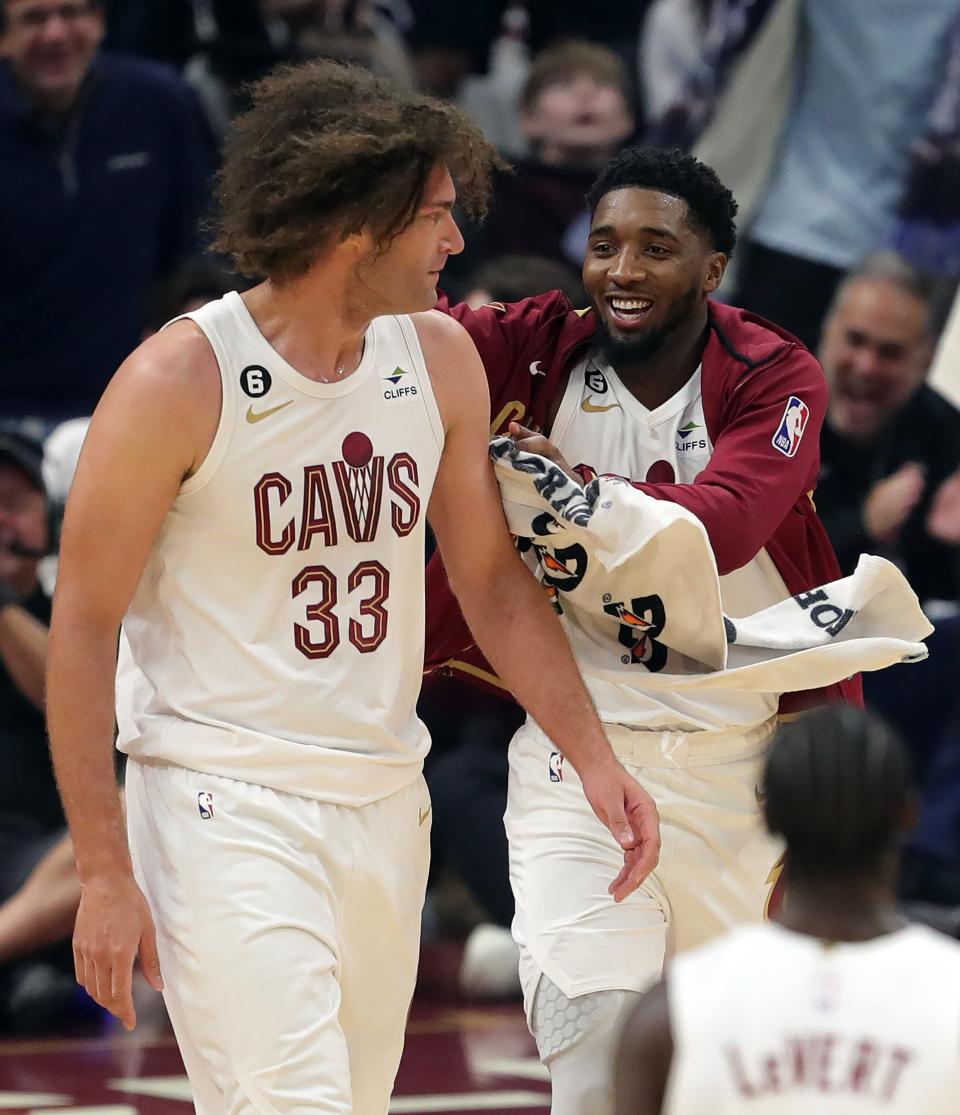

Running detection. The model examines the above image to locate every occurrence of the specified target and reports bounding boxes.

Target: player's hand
[863,462,925,544]
[579,759,661,903]
[508,422,578,482]
[73,873,163,1031]
[927,468,960,545]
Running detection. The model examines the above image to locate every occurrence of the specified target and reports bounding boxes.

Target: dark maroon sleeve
[626,350,828,575]
[434,290,574,404]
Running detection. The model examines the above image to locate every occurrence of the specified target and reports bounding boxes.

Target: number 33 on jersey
[115,293,444,806]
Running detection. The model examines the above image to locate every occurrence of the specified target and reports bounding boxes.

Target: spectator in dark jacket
[0,430,88,1031]
[0,0,214,420]
[815,252,960,606]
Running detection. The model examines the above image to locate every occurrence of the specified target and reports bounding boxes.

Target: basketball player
[45,63,660,1114]
[425,147,862,1114]
[615,705,960,1114]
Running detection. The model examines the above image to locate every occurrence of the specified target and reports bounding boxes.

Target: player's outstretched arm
[614,979,673,1115]
[418,312,660,900]
[47,323,219,1028]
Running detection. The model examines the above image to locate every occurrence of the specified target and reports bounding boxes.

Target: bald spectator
[0,0,213,421]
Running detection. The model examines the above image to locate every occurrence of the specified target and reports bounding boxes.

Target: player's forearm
[0,603,48,710]
[452,557,615,776]
[47,605,131,884]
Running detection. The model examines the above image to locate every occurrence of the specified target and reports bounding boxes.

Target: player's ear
[704,252,727,294]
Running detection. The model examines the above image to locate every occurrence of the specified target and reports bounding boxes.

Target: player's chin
[406,284,440,314]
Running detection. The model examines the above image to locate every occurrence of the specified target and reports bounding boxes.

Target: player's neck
[240,275,369,384]
[775,875,906,944]
[610,311,709,412]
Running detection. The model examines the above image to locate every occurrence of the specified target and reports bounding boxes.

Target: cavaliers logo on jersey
[253,432,421,554]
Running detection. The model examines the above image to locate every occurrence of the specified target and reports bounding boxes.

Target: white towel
[491,437,932,694]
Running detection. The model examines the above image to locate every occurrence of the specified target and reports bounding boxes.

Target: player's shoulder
[898,923,960,964]
[409,309,484,375]
[709,302,822,373]
[110,320,220,412]
[707,302,827,407]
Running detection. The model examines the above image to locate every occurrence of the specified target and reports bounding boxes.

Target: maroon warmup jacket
[425,291,862,714]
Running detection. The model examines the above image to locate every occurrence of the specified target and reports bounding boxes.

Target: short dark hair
[586,147,738,257]
[763,706,914,879]
[214,60,505,281]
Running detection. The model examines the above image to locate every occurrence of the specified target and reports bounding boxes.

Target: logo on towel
[197,792,215,820]
[772,396,810,458]
[603,594,668,672]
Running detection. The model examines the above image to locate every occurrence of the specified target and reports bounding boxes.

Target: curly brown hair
[214,60,505,281]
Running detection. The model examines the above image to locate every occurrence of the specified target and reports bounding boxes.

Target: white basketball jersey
[116,292,444,806]
[665,922,960,1113]
[550,357,789,734]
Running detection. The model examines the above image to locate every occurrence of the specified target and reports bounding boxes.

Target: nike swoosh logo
[419,803,432,827]
[246,401,293,424]
[581,396,623,414]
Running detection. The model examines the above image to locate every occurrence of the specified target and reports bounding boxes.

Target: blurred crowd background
[2,0,960,1028]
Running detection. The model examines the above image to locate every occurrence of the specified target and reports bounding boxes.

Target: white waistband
[522,715,778,770]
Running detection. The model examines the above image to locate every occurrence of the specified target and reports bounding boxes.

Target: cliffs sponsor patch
[772,396,810,458]
[382,365,420,403]
[675,420,708,453]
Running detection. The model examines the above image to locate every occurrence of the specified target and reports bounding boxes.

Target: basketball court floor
[0,947,550,1114]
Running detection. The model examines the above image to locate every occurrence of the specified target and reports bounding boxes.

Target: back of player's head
[586,147,737,257]
[214,60,502,281]
[763,705,915,879]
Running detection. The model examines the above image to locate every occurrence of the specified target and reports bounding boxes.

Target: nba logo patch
[548,751,564,783]
[197,791,215,820]
[772,396,810,458]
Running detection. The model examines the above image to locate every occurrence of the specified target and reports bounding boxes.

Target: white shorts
[125,760,431,1115]
[505,720,783,1022]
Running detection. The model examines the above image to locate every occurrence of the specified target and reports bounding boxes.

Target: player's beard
[592,282,701,369]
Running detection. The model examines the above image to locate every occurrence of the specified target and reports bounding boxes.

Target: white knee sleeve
[531,975,641,1115]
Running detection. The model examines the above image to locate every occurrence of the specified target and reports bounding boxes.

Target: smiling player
[428,147,859,1115]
